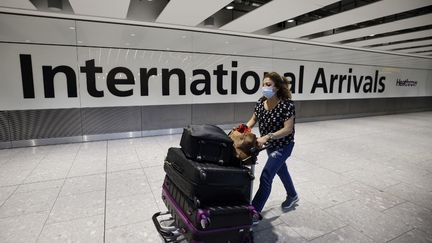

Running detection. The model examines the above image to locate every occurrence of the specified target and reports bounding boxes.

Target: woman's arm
[246,113,257,128]
[257,117,294,147]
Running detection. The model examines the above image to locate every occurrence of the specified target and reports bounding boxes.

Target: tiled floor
[1,112,431,243]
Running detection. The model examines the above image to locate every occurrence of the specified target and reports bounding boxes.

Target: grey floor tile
[385,182,432,210]
[353,214,413,242]
[60,174,106,196]
[105,220,164,243]
[107,174,151,199]
[143,165,165,183]
[105,194,159,228]
[0,211,48,243]
[47,190,105,224]
[16,179,64,194]
[148,179,166,211]
[139,154,166,168]
[107,168,146,180]
[288,157,318,174]
[383,202,432,236]
[325,199,413,242]
[0,159,40,171]
[387,229,432,243]
[253,209,285,233]
[0,168,33,186]
[0,112,432,243]
[344,168,401,190]
[0,186,17,206]
[0,187,59,218]
[324,199,384,224]
[309,226,375,243]
[295,182,363,210]
[390,170,432,191]
[107,151,140,163]
[295,167,354,190]
[274,201,347,240]
[23,163,71,183]
[356,189,406,212]
[253,221,307,243]
[107,160,142,172]
[38,215,104,243]
[414,159,432,174]
[68,160,106,177]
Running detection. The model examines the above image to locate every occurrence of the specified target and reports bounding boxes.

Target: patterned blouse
[254,98,295,149]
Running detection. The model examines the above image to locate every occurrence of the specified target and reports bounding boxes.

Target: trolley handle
[152,212,175,238]
[241,144,272,164]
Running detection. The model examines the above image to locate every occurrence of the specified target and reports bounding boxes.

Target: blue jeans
[252,142,296,212]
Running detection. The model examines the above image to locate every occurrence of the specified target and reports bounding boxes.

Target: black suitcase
[162,176,257,231]
[180,124,236,166]
[164,147,253,207]
[155,180,254,243]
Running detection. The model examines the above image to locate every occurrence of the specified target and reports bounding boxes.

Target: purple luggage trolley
[153,145,263,243]
[152,177,256,243]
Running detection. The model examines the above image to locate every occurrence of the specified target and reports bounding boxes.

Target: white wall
[0,13,431,111]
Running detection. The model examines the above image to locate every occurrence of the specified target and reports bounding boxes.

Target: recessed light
[287,19,294,23]
[226,5,234,10]
[369,34,375,37]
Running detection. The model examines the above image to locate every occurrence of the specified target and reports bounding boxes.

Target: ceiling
[1,0,432,58]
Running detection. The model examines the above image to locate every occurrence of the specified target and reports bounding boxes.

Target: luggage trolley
[152,140,265,242]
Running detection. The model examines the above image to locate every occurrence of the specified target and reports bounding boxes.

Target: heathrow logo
[396,78,417,87]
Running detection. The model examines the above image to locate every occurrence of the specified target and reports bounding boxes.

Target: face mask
[262,86,274,98]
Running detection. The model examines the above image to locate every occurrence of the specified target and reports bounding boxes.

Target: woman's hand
[257,136,269,148]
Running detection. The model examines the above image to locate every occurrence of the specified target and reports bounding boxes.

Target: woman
[246,72,298,215]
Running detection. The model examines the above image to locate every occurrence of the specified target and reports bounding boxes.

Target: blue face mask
[262,86,274,98]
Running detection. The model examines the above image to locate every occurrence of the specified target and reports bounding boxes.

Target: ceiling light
[251,3,261,7]
[369,34,375,37]
[287,19,294,23]
[48,0,63,11]
[226,5,234,10]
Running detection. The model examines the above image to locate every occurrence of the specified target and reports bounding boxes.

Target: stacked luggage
[153,125,259,243]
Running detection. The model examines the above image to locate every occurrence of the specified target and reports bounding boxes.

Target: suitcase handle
[165,161,184,174]
[197,140,227,164]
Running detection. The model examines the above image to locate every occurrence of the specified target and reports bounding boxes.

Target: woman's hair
[263,72,292,100]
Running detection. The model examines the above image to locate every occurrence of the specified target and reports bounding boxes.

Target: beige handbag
[228,124,259,165]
